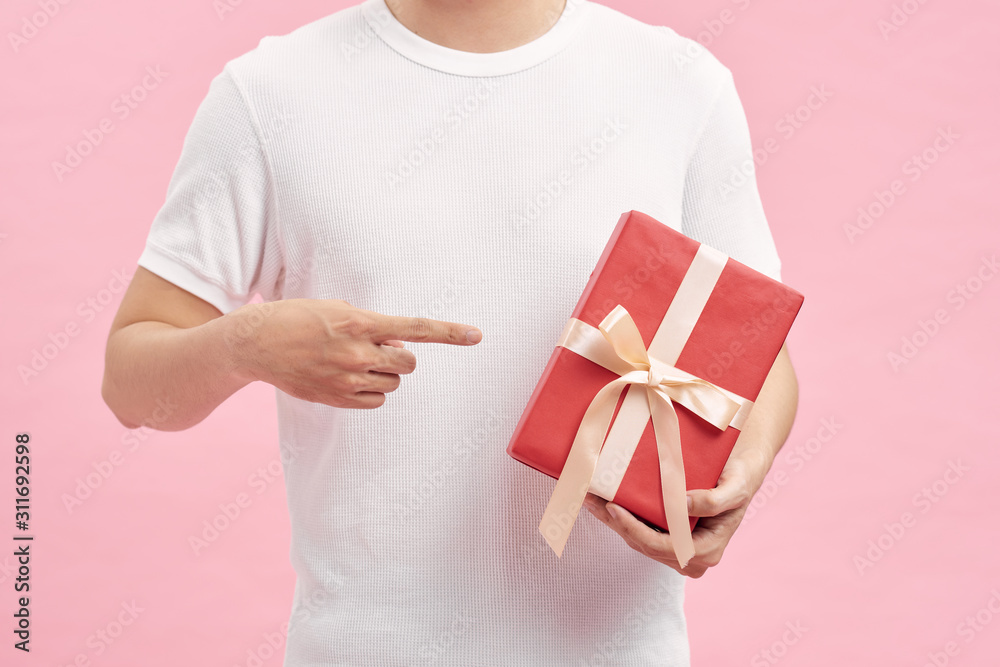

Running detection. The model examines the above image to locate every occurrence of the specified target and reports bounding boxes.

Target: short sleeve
[681,69,783,282]
[137,65,283,314]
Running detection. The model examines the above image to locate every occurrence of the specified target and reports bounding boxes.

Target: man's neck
[385,0,569,53]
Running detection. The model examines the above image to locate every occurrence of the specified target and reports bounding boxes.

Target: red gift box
[507,210,804,565]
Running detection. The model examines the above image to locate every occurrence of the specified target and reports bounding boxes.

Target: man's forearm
[102,316,251,432]
[729,343,799,489]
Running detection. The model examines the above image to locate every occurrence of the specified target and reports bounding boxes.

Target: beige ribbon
[538,244,754,568]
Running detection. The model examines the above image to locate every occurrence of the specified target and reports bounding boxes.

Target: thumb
[686,477,748,519]
[381,339,406,348]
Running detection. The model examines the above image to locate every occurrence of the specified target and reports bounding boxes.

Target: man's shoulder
[221,3,370,81]
[585,2,733,87]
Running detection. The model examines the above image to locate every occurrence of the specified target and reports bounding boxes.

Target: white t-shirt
[138,0,783,664]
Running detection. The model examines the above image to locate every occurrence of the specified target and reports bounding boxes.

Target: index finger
[369,313,482,346]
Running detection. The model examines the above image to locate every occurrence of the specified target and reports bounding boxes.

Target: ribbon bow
[538,304,753,568]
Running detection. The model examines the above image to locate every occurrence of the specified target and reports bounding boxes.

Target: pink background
[2,0,997,665]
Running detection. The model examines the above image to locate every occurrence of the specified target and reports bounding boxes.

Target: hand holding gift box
[507,210,804,568]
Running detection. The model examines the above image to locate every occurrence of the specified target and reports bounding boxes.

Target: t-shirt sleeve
[681,68,783,282]
[137,65,283,314]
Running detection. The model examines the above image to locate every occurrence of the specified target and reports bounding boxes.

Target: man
[102,0,798,663]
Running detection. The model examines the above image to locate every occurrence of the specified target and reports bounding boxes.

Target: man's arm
[102,267,255,430]
[583,343,798,578]
[102,267,484,432]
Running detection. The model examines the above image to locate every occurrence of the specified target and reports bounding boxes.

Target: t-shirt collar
[360,0,591,76]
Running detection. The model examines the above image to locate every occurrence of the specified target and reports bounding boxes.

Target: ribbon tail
[648,389,695,569]
[539,377,632,557]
